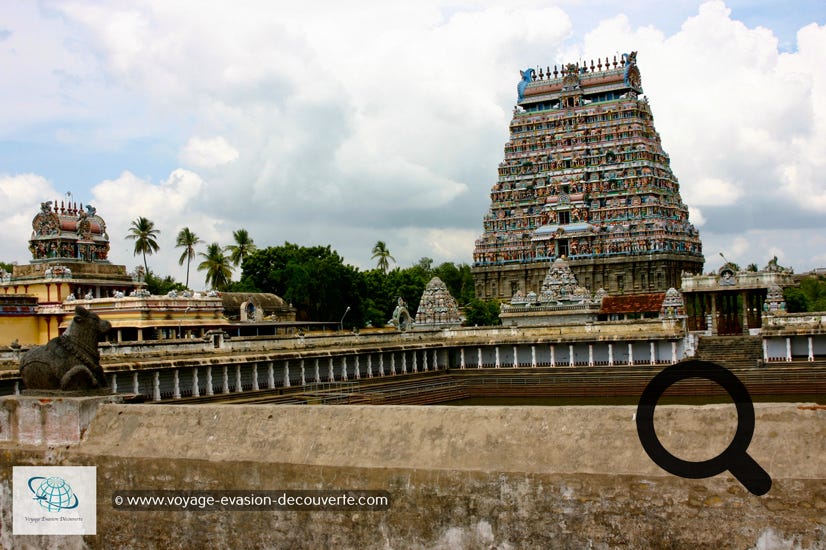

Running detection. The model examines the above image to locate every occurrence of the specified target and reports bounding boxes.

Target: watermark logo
[28,476,80,512]
[13,466,97,535]
[636,360,772,496]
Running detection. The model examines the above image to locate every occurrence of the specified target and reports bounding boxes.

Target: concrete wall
[1,403,825,549]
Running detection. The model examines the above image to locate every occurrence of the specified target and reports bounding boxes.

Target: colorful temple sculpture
[473,53,704,301]
[414,277,462,329]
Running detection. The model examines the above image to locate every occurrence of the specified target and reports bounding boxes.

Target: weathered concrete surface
[0,394,126,446]
[1,404,825,549]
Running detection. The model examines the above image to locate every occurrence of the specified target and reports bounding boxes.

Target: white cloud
[0,174,59,263]
[180,136,239,168]
[2,0,826,278]
[90,169,231,286]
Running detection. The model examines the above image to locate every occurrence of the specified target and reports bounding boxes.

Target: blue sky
[1,1,825,286]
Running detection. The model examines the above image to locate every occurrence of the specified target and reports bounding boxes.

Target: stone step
[695,335,763,368]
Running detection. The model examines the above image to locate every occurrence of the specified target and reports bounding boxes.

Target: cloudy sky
[1,0,825,287]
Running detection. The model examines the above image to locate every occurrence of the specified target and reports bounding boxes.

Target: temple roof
[600,293,665,315]
[29,200,110,263]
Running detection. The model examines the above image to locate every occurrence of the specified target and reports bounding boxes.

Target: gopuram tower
[473,52,704,301]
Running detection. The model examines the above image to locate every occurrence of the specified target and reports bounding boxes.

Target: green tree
[226,228,257,268]
[785,276,826,313]
[126,217,160,273]
[198,242,233,291]
[240,243,366,325]
[746,263,759,272]
[175,227,202,289]
[371,241,395,274]
[144,270,187,295]
[463,299,501,326]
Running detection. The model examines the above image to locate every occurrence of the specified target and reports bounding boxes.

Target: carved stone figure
[517,68,535,102]
[390,297,413,331]
[19,306,111,391]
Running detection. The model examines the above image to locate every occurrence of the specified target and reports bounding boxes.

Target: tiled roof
[600,293,665,314]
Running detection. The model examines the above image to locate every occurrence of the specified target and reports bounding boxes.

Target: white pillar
[495,347,500,368]
[329,357,335,381]
[433,349,438,370]
[132,371,139,394]
[808,336,814,362]
[367,355,373,378]
[412,351,418,373]
[786,337,792,362]
[268,362,275,389]
[173,369,180,399]
[460,348,466,369]
[550,345,556,368]
[588,344,594,367]
[206,366,213,396]
[379,354,385,377]
[513,345,519,368]
[314,359,321,383]
[222,365,229,394]
[235,364,242,392]
[650,341,657,366]
[477,347,483,368]
[284,361,291,387]
[763,339,769,362]
[402,353,407,374]
[192,367,199,397]
[342,357,348,381]
[569,344,575,367]
[300,359,306,385]
[608,343,614,366]
[111,373,117,394]
[423,351,428,372]
[390,354,396,375]
[531,346,537,368]
[354,356,360,379]
[628,343,634,366]
[671,341,678,364]
[153,371,160,401]
[252,363,259,391]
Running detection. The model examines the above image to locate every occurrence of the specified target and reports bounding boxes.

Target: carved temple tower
[472,52,704,301]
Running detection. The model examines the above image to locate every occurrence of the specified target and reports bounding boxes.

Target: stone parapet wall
[1,403,824,548]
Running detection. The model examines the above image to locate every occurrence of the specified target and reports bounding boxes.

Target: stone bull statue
[19,306,111,391]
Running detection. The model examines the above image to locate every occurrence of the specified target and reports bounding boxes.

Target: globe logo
[27,476,80,512]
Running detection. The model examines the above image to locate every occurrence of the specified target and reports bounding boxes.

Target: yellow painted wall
[0,316,41,346]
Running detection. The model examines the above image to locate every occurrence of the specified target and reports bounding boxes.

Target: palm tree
[126,217,160,273]
[371,241,395,274]
[175,227,202,289]
[198,242,233,291]
[226,228,257,267]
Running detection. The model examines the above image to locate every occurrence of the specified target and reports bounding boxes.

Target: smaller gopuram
[414,278,462,329]
[499,257,603,326]
[0,200,142,343]
[680,259,795,336]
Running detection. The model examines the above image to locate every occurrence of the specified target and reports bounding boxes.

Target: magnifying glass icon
[636,360,772,496]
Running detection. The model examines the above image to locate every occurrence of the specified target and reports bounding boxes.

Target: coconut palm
[371,241,395,274]
[175,227,202,289]
[198,242,233,291]
[226,228,257,267]
[126,217,160,273]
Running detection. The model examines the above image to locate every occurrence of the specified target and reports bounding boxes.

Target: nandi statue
[19,306,111,391]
